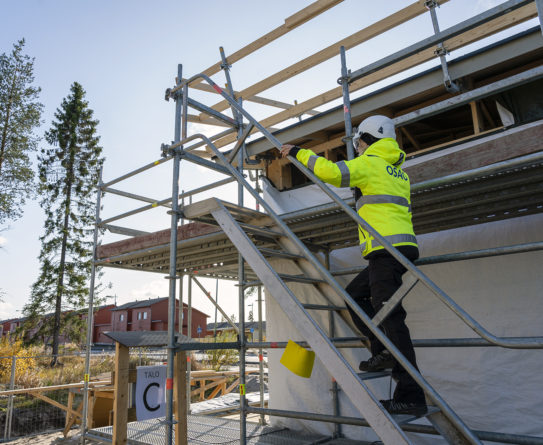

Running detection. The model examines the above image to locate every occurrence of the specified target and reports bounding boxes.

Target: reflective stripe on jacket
[295,138,417,257]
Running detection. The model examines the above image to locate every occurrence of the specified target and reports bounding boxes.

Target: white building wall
[264,181,543,444]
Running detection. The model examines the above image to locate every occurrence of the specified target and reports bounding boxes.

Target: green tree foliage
[203,330,239,371]
[23,82,104,363]
[0,39,43,225]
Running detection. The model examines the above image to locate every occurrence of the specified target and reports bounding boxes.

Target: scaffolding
[81,1,543,444]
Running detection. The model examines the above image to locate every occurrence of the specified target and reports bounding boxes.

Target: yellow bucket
[280,340,315,378]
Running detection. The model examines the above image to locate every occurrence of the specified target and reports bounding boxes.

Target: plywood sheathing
[97,222,220,259]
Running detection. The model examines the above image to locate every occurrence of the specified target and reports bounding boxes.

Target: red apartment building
[1,299,208,346]
[96,297,209,344]
[0,317,24,339]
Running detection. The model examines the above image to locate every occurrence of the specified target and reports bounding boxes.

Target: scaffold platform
[87,415,365,445]
[96,147,543,282]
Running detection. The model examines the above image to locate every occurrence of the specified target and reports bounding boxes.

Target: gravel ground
[7,430,84,445]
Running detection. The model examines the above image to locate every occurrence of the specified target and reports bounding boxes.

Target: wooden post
[87,389,94,429]
[112,343,129,445]
[65,391,74,431]
[470,101,483,134]
[174,351,187,445]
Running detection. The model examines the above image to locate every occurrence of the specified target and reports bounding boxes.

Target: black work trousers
[345,247,425,404]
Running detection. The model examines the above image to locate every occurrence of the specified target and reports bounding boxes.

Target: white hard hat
[354,115,396,144]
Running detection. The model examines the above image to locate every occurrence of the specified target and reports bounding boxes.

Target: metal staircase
[184,197,477,445]
[165,70,543,444]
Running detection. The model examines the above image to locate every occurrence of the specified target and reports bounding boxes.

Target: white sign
[135,365,166,420]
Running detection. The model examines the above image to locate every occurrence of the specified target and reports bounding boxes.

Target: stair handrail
[171,129,481,444]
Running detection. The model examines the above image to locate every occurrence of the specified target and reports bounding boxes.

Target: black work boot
[359,350,394,372]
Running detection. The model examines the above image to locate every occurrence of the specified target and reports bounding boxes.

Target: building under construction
[80,1,543,444]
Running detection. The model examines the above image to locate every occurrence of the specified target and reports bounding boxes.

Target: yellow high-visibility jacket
[295,138,417,258]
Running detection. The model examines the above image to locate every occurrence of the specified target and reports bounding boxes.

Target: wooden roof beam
[184,79,319,115]
[172,0,345,93]
[211,2,537,150]
[203,0,447,117]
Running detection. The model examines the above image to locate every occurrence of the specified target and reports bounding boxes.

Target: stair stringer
[272,226,476,445]
[207,201,414,445]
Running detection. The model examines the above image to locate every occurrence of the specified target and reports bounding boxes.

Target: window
[120,314,124,322]
[137,312,142,320]
[143,312,147,320]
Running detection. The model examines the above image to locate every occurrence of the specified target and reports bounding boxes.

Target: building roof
[207,321,266,331]
[111,297,210,318]
[245,27,543,159]
[111,296,168,311]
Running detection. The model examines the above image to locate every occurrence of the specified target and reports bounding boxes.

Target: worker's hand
[280,144,295,158]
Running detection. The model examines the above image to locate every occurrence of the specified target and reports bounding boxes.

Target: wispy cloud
[0,301,16,320]
[124,279,168,303]
[0,236,7,247]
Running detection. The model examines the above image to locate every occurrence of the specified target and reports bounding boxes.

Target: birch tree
[0,39,42,225]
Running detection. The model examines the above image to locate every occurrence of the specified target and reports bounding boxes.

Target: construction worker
[280,115,426,415]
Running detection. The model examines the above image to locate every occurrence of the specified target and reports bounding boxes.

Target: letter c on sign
[143,382,160,411]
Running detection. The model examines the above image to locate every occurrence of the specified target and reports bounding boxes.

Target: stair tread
[303,303,348,311]
[394,405,440,424]
[244,273,326,287]
[241,222,284,238]
[259,247,305,259]
[356,371,391,380]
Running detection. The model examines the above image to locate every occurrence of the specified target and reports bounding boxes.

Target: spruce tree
[0,39,43,225]
[24,82,104,362]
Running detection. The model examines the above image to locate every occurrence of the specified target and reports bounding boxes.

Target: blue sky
[0,0,533,321]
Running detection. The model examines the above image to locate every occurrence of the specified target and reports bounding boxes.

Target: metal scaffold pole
[219,45,248,444]
[179,274,184,333]
[257,285,266,425]
[214,278,219,338]
[165,64,184,445]
[538,0,543,34]
[80,166,103,444]
[186,274,192,413]
[237,108,248,445]
[339,46,355,161]
[325,250,342,439]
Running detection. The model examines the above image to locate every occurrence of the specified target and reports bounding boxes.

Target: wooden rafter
[470,101,484,134]
[401,127,421,150]
[172,0,345,93]
[185,80,319,115]
[210,2,536,150]
[202,0,446,117]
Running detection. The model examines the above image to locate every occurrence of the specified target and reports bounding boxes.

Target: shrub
[0,338,116,388]
[202,331,239,371]
[0,338,39,387]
